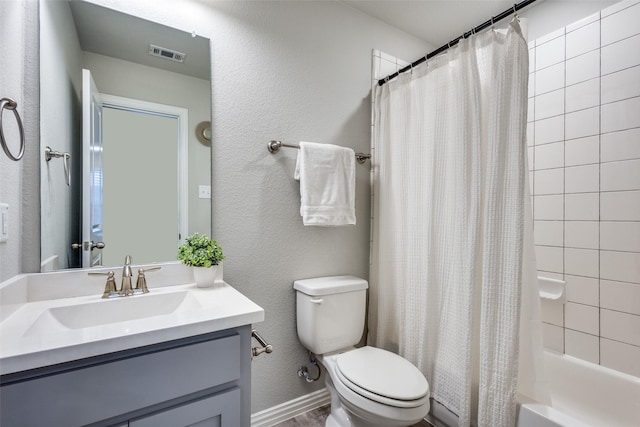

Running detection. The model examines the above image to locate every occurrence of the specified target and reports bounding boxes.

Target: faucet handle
[135,266,162,294]
[88,270,118,299]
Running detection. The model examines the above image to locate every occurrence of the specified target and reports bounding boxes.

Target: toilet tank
[294,276,368,355]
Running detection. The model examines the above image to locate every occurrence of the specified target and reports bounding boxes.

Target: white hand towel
[294,141,356,226]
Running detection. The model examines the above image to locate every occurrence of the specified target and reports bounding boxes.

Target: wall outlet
[198,185,211,199]
[0,203,8,243]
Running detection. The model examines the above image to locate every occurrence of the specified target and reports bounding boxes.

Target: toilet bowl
[294,276,431,427]
[320,346,430,427]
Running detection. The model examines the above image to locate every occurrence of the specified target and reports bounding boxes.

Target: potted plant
[177,233,225,287]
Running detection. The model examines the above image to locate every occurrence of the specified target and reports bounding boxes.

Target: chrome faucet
[119,255,134,296]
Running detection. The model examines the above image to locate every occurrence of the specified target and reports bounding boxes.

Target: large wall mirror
[40,0,211,270]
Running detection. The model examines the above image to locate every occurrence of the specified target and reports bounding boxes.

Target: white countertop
[0,264,264,375]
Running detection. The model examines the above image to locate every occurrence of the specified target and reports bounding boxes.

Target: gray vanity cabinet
[0,326,252,427]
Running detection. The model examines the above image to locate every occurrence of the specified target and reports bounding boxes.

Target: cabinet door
[130,388,241,427]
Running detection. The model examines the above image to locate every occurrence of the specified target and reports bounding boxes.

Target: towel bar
[268,140,371,164]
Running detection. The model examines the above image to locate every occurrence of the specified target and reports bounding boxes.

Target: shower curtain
[369,20,545,427]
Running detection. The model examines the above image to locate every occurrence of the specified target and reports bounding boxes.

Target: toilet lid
[336,346,429,402]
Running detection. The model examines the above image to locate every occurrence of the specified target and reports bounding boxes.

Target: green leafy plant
[177,233,225,267]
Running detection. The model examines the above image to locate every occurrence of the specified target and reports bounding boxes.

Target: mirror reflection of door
[99,95,187,267]
[102,107,179,266]
[82,68,104,268]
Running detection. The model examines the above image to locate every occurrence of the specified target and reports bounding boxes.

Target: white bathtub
[517,351,640,427]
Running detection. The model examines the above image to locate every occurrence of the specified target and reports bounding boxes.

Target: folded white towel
[294,141,356,226]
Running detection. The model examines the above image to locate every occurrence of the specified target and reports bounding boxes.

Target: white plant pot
[193,263,223,288]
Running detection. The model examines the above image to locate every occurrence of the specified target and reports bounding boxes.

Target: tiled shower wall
[530,0,640,377]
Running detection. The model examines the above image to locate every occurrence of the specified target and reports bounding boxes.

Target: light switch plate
[198,185,211,199]
[0,203,8,243]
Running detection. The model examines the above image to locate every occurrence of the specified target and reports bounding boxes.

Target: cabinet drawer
[1,333,241,426]
[130,387,241,427]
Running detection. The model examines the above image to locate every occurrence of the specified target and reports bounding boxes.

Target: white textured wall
[40,0,83,270]
[0,0,39,282]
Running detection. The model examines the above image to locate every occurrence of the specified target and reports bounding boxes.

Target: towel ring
[0,97,25,161]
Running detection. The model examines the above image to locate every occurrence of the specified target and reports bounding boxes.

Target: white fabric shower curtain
[369,20,541,427]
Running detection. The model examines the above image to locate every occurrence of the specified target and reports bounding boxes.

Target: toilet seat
[335,346,429,408]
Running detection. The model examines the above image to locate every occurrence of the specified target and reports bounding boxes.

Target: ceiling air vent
[149,44,185,63]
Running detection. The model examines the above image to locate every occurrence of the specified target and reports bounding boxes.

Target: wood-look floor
[271,405,430,427]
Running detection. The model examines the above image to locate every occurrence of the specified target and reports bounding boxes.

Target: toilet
[294,276,430,427]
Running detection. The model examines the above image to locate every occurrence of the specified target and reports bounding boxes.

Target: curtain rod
[378,0,538,86]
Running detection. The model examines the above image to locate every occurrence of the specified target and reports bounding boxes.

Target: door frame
[100,94,189,247]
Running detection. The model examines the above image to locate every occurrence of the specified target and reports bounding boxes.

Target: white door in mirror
[0,203,8,243]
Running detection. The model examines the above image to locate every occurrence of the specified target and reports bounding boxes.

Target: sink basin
[24,291,201,336]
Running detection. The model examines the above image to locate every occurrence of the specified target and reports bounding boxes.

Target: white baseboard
[251,388,331,427]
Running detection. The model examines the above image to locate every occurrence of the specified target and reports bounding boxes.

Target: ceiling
[344,0,538,47]
[67,0,538,79]
[69,1,211,80]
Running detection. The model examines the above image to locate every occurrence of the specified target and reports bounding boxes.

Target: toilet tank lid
[293,275,368,296]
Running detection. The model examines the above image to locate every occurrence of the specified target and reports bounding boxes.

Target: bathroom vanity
[0,263,264,426]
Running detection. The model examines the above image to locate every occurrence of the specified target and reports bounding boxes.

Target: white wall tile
[535,89,564,120]
[534,194,564,220]
[541,299,564,326]
[601,308,640,346]
[529,171,534,195]
[567,21,600,59]
[534,221,564,246]
[601,34,640,75]
[536,245,564,273]
[601,2,640,46]
[536,35,565,70]
[565,221,599,249]
[542,323,564,352]
[566,193,599,220]
[535,116,564,145]
[601,279,640,315]
[527,97,535,122]
[528,146,534,171]
[601,191,640,221]
[565,248,599,278]
[529,72,535,98]
[379,58,399,80]
[565,164,600,193]
[601,337,640,377]
[529,48,536,74]
[600,221,640,252]
[601,0,640,18]
[601,128,640,162]
[565,274,600,306]
[527,122,534,146]
[566,107,600,140]
[566,136,600,166]
[566,50,600,86]
[566,11,599,33]
[565,302,599,335]
[535,62,565,95]
[565,329,600,363]
[601,159,640,191]
[601,65,640,104]
[534,168,564,195]
[566,78,600,113]
[601,96,640,134]
[536,28,565,47]
[535,141,564,170]
[601,250,640,283]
